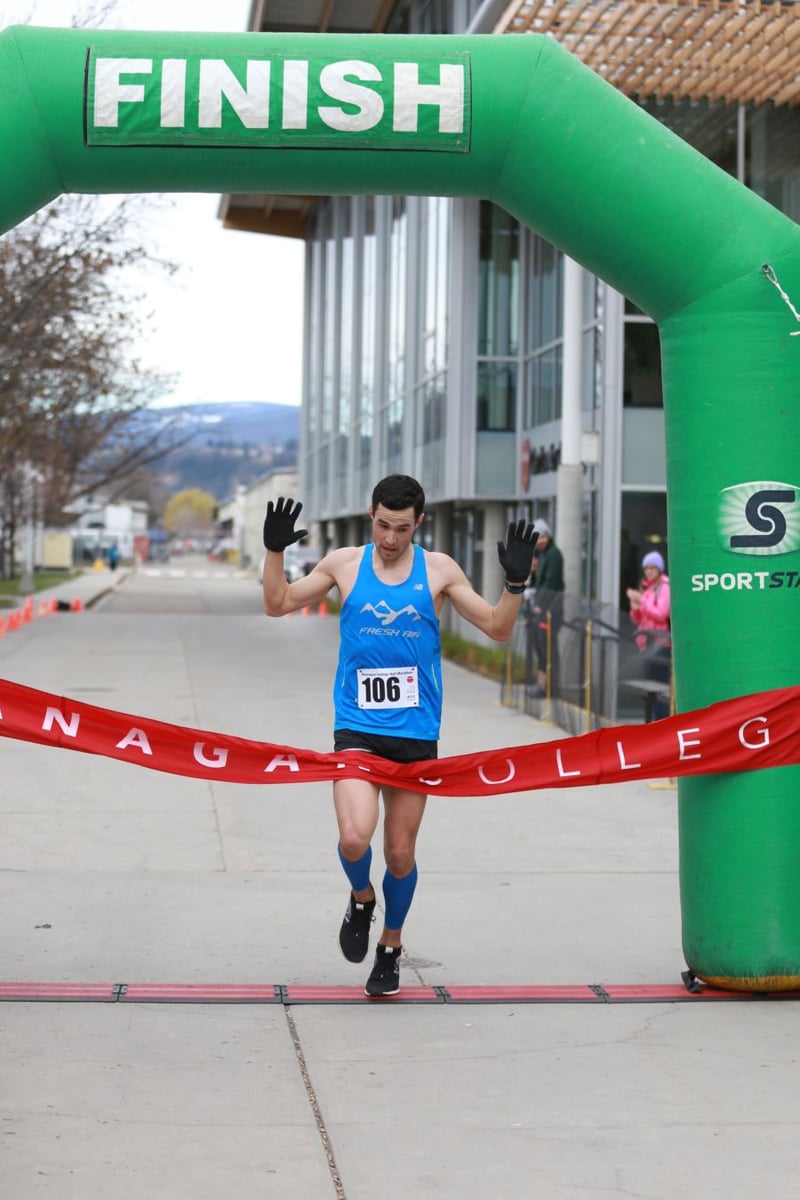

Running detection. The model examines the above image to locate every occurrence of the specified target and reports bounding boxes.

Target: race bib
[357,666,419,710]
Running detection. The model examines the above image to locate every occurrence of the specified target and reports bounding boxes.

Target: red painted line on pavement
[284,984,442,1003]
[2,981,799,1004]
[444,985,601,1002]
[120,983,280,1003]
[601,984,757,1002]
[0,982,117,1001]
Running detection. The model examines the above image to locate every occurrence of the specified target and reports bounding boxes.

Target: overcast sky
[3,0,305,409]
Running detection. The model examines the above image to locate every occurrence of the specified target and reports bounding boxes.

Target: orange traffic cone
[0,615,5,637]
[318,599,329,616]
[301,605,312,617]
[69,597,84,612]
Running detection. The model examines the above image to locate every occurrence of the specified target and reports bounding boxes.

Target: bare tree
[0,193,192,576]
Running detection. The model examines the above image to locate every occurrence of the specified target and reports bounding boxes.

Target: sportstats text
[691,570,800,592]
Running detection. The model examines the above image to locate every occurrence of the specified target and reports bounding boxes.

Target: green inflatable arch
[3,26,800,990]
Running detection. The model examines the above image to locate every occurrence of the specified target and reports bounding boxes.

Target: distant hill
[144,401,300,500]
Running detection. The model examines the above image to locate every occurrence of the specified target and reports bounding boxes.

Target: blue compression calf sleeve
[382,864,418,931]
[337,844,372,892]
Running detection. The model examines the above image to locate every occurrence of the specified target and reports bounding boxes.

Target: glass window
[307,233,323,454]
[416,374,447,445]
[423,196,450,378]
[525,357,539,428]
[385,197,406,467]
[638,97,738,177]
[624,323,663,408]
[478,202,519,357]
[335,433,348,482]
[747,104,800,223]
[525,344,562,427]
[359,198,376,468]
[622,407,666,486]
[477,361,516,432]
[538,348,560,424]
[521,234,564,429]
[529,236,561,352]
[419,510,436,551]
[388,197,406,386]
[391,0,454,35]
[386,397,403,470]
[452,507,483,589]
[339,201,353,435]
[322,207,336,438]
[435,199,449,374]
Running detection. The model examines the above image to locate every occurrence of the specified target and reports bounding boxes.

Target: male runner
[262,475,537,997]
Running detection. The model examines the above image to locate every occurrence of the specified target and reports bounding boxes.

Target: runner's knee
[383,839,416,877]
[339,829,371,862]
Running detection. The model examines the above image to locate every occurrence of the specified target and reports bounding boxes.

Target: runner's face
[370,504,422,562]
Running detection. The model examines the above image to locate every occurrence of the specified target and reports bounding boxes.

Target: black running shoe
[339,892,376,963]
[364,944,402,998]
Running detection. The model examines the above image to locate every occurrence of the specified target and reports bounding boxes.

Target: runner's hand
[497,520,538,584]
[262,497,308,552]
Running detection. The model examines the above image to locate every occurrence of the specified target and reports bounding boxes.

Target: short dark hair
[371,475,425,519]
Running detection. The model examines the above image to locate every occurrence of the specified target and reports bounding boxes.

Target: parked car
[284,545,320,581]
[259,545,320,583]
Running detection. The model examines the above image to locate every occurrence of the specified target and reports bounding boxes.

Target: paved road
[1,561,798,1199]
[97,557,264,615]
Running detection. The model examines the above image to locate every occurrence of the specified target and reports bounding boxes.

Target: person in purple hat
[627,550,671,718]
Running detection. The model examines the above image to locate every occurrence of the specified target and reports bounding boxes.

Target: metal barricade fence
[501,593,673,735]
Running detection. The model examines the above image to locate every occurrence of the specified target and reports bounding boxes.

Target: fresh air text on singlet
[334,544,442,740]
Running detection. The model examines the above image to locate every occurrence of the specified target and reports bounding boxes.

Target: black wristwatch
[504,580,526,595]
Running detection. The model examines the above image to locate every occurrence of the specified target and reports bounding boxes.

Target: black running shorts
[333,727,438,763]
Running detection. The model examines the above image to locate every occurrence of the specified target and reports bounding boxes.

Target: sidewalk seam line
[284,1005,347,1200]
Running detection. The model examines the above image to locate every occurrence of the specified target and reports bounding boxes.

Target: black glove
[497,520,538,584]
[262,497,308,552]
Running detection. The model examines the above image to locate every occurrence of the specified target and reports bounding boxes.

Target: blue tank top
[334,544,442,739]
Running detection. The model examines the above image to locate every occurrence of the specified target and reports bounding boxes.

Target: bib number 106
[363,674,401,704]
[357,666,418,709]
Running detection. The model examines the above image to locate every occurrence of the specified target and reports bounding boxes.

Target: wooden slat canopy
[495,1,800,107]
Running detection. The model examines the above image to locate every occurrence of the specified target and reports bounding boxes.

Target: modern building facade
[216,467,299,570]
[222,0,800,642]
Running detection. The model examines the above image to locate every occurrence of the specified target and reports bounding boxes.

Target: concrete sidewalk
[0,567,797,1199]
[0,563,129,627]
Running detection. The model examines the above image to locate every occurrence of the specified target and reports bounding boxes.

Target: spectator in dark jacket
[529,519,565,697]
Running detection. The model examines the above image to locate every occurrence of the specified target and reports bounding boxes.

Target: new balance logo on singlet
[360,601,422,627]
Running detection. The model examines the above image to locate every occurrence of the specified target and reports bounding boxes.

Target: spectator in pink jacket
[627,550,671,718]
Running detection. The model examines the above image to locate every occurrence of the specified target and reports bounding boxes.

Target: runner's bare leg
[334,776,380,902]
[379,787,427,948]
